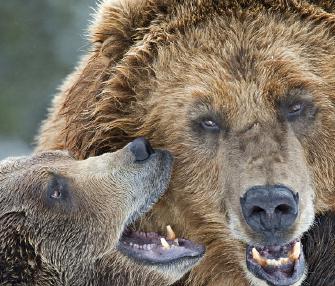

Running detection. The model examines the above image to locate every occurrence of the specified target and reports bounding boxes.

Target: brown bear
[36,0,335,285]
[0,138,205,286]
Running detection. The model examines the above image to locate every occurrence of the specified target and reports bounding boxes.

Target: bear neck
[0,212,61,285]
[66,253,167,286]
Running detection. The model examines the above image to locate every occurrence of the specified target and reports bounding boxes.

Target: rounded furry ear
[0,156,27,175]
[89,0,166,61]
[58,0,171,159]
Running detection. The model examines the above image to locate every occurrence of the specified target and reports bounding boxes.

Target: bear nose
[129,137,155,161]
[240,185,299,235]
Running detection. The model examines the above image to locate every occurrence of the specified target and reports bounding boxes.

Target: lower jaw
[118,225,205,266]
[246,240,305,286]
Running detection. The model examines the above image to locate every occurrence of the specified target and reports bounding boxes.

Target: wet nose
[240,185,299,235]
[129,137,155,161]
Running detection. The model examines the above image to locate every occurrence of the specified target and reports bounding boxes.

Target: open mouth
[246,239,305,286]
[118,225,205,265]
[118,148,204,266]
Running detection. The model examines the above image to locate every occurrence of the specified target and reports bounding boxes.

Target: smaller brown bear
[0,138,205,286]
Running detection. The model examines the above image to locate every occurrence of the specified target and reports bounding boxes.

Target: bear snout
[129,137,155,162]
[240,185,299,243]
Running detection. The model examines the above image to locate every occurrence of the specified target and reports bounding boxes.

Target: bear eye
[47,175,68,201]
[50,189,62,199]
[285,101,306,121]
[200,119,220,131]
[44,175,75,211]
[287,103,303,116]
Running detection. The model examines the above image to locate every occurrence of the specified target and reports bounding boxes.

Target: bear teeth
[252,248,268,267]
[122,225,181,251]
[289,241,301,261]
[141,244,152,250]
[252,241,301,267]
[166,225,176,240]
[127,242,155,250]
[161,237,171,249]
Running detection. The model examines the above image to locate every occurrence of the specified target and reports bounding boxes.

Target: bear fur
[0,144,203,285]
[301,213,335,286]
[37,0,335,285]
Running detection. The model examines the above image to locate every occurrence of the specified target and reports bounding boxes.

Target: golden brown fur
[37,1,335,285]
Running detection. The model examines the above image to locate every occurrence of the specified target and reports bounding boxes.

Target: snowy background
[0,0,96,159]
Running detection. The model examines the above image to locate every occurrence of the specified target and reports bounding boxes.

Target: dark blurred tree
[0,0,96,147]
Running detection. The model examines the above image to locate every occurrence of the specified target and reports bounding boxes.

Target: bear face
[0,139,204,286]
[36,1,335,285]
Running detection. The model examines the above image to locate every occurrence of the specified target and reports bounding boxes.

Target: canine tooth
[161,237,171,249]
[252,248,260,259]
[252,247,267,267]
[174,238,179,246]
[166,225,176,240]
[289,241,301,261]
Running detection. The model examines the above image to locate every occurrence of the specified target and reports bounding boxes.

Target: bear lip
[246,239,305,286]
[118,228,205,265]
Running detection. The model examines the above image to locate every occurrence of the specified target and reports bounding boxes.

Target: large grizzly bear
[0,139,204,285]
[36,0,335,285]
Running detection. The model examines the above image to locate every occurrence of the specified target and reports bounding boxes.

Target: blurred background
[0,0,96,159]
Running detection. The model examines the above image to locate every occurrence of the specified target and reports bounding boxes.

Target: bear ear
[0,156,26,175]
[89,0,166,61]
[59,0,171,159]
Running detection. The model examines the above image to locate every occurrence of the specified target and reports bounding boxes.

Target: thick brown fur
[37,1,335,285]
